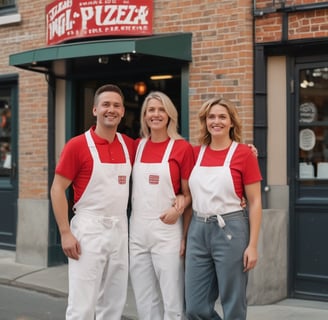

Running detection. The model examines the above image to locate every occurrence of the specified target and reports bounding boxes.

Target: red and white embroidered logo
[149,174,159,184]
[118,176,127,184]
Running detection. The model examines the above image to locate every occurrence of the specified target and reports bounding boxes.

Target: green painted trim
[180,64,190,140]
[9,33,192,68]
[65,80,75,141]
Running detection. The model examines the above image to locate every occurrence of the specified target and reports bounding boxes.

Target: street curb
[0,278,138,320]
[0,278,67,298]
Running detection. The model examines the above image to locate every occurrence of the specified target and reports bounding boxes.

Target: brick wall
[9,0,328,199]
[1,0,259,200]
[1,1,49,199]
[255,0,328,42]
[3,0,328,201]
[153,0,255,145]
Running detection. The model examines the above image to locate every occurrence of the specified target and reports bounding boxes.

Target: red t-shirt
[193,143,262,199]
[136,138,195,195]
[55,126,135,203]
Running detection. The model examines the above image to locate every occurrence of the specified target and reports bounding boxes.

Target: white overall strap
[85,129,94,146]
[195,145,207,166]
[135,138,148,162]
[216,141,239,228]
[116,132,130,163]
[85,129,100,163]
[223,141,238,167]
[161,139,175,163]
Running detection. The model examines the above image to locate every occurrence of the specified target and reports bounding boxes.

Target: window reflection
[299,67,328,180]
[0,100,11,176]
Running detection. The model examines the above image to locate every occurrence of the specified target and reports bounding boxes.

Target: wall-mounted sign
[46,0,153,46]
[299,102,317,123]
[299,128,316,151]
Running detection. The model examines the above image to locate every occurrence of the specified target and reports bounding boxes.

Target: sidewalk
[1,249,328,319]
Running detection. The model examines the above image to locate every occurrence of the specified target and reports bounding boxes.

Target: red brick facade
[255,0,328,42]
[2,2,48,199]
[153,0,255,146]
[3,0,256,200]
[3,0,328,200]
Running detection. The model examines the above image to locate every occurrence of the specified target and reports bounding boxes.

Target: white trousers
[66,214,128,320]
[129,218,184,320]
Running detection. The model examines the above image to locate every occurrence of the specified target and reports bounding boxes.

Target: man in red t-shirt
[50,84,135,320]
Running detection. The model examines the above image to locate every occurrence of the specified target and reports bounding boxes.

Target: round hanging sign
[299,128,316,151]
[299,102,317,123]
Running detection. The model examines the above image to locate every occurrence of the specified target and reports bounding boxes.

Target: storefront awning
[9,33,192,76]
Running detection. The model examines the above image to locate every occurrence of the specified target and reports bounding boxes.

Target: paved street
[1,250,328,320]
[0,284,66,320]
[0,284,136,320]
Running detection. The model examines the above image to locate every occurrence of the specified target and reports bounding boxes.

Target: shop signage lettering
[46,0,153,45]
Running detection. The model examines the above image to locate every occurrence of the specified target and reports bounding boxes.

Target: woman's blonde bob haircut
[198,97,242,145]
[139,91,183,139]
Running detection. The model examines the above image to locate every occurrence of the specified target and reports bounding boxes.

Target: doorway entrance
[73,73,182,219]
[74,76,182,137]
[291,59,328,300]
[0,77,18,249]
[8,33,192,265]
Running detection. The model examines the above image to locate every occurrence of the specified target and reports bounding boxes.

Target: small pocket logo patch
[149,174,159,184]
[118,176,127,184]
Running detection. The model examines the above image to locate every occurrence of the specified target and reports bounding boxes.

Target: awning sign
[46,0,153,45]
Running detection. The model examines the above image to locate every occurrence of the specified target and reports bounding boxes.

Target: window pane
[299,67,328,181]
[0,91,11,177]
[0,0,15,9]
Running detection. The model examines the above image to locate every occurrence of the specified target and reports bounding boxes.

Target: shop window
[0,89,12,177]
[298,67,328,181]
[0,0,20,26]
[0,0,15,13]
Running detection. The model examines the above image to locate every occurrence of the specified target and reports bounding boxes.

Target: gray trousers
[185,210,249,320]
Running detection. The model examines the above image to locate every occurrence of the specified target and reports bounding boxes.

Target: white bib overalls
[129,138,184,320]
[185,141,249,320]
[66,130,131,320]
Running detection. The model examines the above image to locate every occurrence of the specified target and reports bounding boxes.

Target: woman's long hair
[139,91,183,140]
[198,97,242,145]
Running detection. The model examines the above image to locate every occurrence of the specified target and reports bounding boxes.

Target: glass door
[297,66,328,194]
[0,79,18,249]
[291,62,328,300]
[0,99,11,173]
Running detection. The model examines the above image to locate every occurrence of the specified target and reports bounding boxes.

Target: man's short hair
[94,84,124,104]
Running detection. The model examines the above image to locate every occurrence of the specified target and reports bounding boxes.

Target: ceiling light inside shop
[121,53,132,62]
[120,51,136,62]
[98,56,109,64]
[150,75,173,80]
[300,80,314,88]
[134,81,147,95]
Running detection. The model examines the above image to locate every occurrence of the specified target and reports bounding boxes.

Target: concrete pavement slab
[247,299,328,320]
[16,264,68,296]
[0,249,44,284]
[1,250,328,320]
